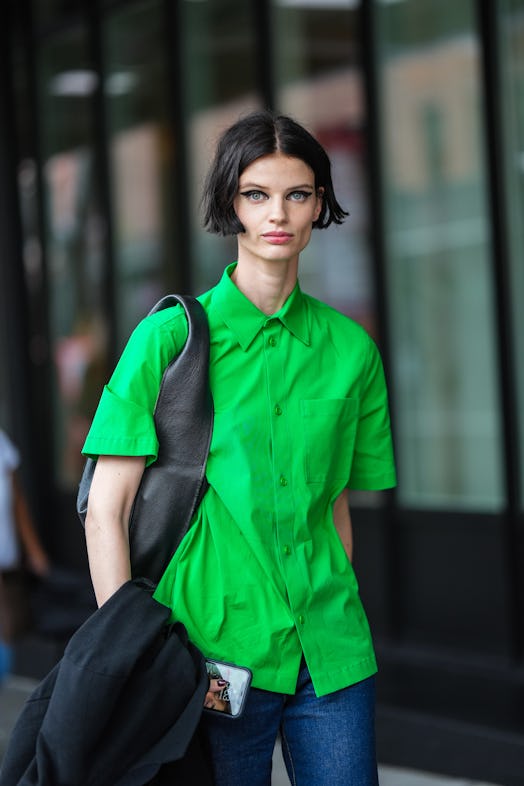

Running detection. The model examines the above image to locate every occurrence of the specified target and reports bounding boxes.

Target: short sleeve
[82,307,187,467]
[348,337,396,490]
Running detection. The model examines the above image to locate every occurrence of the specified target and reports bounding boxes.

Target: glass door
[376,0,504,511]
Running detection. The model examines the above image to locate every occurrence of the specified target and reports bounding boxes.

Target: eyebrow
[238,182,315,190]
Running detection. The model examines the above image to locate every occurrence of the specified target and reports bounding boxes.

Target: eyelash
[240,190,313,203]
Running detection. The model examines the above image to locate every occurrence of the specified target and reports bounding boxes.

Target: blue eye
[288,191,313,202]
[240,190,267,202]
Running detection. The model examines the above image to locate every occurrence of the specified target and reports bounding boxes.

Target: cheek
[299,208,319,236]
[233,202,257,233]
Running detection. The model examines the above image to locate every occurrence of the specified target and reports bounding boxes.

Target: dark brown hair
[202,110,348,236]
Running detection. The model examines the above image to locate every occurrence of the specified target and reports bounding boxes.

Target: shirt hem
[348,473,397,491]
[82,437,157,461]
[250,653,378,698]
[310,655,378,697]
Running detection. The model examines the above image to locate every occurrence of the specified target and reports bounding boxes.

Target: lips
[262,232,293,244]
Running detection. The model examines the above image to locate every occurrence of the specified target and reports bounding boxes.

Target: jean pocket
[301,398,358,484]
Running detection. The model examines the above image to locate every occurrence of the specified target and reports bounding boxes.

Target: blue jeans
[202,661,378,786]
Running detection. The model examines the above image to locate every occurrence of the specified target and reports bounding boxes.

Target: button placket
[264,323,305,625]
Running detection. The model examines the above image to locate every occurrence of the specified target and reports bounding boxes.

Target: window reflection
[104,0,176,345]
[39,28,110,490]
[378,0,504,510]
[44,148,108,487]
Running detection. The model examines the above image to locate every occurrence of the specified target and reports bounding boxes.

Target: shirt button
[268,336,277,347]
[298,615,305,626]
[283,545,291,556]
[274,404,282,416]
[279,475,288,487]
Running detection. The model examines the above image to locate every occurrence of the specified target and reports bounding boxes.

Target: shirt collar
[213,263,311,351]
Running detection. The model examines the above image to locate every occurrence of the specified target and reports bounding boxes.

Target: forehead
[239,152,315,186]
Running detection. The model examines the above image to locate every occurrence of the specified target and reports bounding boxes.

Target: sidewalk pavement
[1,674,501,786]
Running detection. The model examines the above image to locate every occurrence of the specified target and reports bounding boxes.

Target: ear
[313,187,324,222]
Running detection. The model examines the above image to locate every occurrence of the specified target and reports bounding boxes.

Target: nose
[268,196,288,223]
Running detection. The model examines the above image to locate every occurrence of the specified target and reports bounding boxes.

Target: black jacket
[0,580,213,786]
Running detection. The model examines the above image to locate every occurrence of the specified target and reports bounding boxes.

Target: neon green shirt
[83,263,396,697]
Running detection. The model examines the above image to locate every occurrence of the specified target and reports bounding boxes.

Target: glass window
[376,0,504,510]
[272,1,376,334]
[38,26,110,490]
[179,0,261,293]
[104,0,176,345]
[500,0,524,509]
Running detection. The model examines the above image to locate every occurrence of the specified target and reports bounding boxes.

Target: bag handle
[77,294,213,584]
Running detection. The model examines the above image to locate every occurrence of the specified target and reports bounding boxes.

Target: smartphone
[204,659,252,719]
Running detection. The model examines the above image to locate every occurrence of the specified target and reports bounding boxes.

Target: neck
[231,257,298,315]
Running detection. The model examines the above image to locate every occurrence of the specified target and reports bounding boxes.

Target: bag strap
[77,294,213,583]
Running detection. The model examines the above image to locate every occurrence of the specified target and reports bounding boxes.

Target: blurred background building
[0,0,523,783]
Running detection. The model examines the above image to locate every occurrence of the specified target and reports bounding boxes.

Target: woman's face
[233,152,323,268]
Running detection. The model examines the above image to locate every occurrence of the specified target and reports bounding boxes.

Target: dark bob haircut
[202,110,348,236]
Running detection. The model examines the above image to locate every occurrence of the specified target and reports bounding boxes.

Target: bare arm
[85,455,146,607]
[333,487,353,562]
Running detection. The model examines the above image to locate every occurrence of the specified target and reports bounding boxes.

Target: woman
[83,110,396,786]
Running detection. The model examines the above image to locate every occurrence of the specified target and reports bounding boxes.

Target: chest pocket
[300,398,359,484]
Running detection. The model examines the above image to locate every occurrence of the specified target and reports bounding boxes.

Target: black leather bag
[77,294,213,584]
